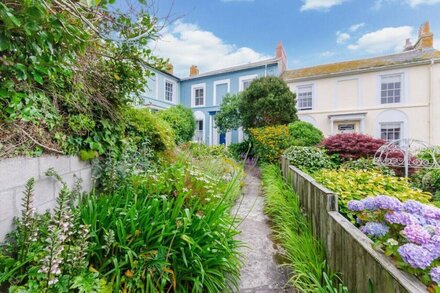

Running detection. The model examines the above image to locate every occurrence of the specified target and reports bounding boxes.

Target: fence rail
[280,156,427,293]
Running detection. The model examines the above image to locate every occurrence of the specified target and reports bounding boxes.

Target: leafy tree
[214,93,242,134]
[239,76,297,129]
[158,105,195,144]
[0,0,167,157]
[288,121,324,146]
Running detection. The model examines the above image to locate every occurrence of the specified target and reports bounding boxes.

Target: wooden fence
[280,156,427,293]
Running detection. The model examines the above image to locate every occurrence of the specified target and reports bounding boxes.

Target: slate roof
[282,48,440,81]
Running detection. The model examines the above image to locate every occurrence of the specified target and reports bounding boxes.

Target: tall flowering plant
[348,196,440,289]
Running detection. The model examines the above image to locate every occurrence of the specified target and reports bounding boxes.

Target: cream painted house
[283,22,440,145]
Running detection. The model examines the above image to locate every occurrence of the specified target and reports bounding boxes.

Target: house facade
[282,22,440,145]
[143,43,287,145]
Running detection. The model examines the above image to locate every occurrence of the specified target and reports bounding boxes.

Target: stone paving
[231,163,294,293]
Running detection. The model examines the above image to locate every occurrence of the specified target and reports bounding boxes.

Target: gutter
[283,59,440,83]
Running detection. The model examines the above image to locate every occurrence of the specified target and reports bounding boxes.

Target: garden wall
[280,156,427,293]
[0,156,93,241]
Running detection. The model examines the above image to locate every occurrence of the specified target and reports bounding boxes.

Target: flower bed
[348,196,440,290]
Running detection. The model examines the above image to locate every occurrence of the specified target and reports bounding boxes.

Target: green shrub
[228,141,253,160]
[80,159,242,292]
[248,125,290,163]
[158,105,195,144]
[340,158,395,176]
[261,164,347,292]
[421,169,440,197]
[288,121,323,146]
[124,108,175,152]
[283,146,335,174]
[239,76,297,128]
[314,169,432,216]
[182,142,232,159]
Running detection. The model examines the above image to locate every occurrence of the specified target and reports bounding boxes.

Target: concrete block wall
[0,156,93,241]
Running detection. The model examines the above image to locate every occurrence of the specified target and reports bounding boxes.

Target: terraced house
[283,22,440,145]
[143,43,287,146]
[145,22,440,146]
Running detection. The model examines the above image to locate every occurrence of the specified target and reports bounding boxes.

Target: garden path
[231,162,294,292]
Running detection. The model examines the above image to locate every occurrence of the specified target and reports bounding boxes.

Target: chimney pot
[190,65,199,77]
[166,63,174,75]
[413,21,433,50]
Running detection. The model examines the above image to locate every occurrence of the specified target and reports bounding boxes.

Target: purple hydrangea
[398,243,434,269]
[403,200,425,215]
[348,200,365,212]
[374,195,403,211]
[422,243,440,259]
[402,225,432,245]
[430,267,440,285]
[431,235,440,246]
[360,222,389,237]
[385,211,419,226]
[424,206,440,220]
[361,197,378,211]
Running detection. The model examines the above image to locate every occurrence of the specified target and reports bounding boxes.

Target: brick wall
[0,156,93,241]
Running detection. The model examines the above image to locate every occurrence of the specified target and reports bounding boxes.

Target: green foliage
[124,108,175,153]
[239,76,298,129]
[214,93,243,134]
[314,169,432,216]
[248,125,290,163]
[79,154,243,292]
[228,141,253,161]
[182,142,232,159]
[288,121,324,146]
[283,146,335,174]
[158,105,195,144]
[261,164,348,293]
[340,158,395,176]
[0,0,167,157]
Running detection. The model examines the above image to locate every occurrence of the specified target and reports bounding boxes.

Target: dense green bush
[283,146,335,174]
[248,125,290,163]
[228,141,253,160]
[288,121,323,146]
[158,105,195,144]
[1,151,243,292]
[239,77,297,129]
[314,169,432,216]
[0,0,167,158]
[261,164,347,292]
[214,93,243,134]
[340,158,395,176]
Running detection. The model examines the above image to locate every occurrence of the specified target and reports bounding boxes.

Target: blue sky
[143,0,440,76]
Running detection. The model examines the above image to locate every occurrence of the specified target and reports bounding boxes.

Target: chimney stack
[190,65,199,77]
[403,38,413,51]
[414,21,434,50]
[276,41,287,73]
[166,63,174,75]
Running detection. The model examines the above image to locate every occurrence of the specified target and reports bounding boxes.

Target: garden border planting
[281,156,427,292]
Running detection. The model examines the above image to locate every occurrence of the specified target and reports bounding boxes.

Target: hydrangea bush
[348,196,440,289]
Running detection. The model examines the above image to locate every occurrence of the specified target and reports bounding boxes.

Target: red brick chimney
[414,21,434,50]
[276,41,287,73]
[190,65,199,77]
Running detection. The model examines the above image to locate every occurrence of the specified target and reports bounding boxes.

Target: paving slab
[231,163,294,293]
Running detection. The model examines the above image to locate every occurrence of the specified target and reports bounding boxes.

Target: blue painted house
[142,43,287,145]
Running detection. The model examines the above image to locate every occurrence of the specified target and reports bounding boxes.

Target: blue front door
[219,133,226,145]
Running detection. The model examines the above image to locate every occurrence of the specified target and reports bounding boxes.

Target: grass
[260,164,348,293]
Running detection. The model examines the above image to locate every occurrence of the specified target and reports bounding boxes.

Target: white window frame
[213,79,230,106]
[239,74,258,92]
[164,79,176,103]
[191,83,206,107]
[378,72,405,105]
[296,84,314,111]
[380,121,404,142]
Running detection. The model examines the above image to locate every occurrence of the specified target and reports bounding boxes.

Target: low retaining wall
[280,156,427,293]
[0,156,93,241]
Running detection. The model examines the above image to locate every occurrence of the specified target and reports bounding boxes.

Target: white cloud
[349,23,365,32]
[407,0,440,6]
[348,26,414,53]
[300,0,346,11]
[153,21,271,77]
[336,31,351,44]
